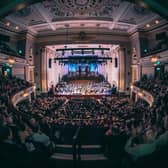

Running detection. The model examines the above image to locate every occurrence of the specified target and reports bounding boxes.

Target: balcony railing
[130,85,154,107]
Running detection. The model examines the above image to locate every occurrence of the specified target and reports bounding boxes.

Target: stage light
[62,51,64,56]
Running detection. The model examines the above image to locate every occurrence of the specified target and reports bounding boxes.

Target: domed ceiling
[1,0,165,35]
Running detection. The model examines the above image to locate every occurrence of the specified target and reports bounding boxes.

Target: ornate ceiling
[0,0,165,35]
[43,0,118,18]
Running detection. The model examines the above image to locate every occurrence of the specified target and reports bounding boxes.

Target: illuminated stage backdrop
[46,44,119,89]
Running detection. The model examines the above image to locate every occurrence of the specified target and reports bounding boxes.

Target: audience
[0,71,168,168]
[0,74,52,167]
[123,71,168,167]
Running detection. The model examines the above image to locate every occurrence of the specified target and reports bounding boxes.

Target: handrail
[142,45,168,57]
[11,86,36,107]
[131,85,154,107]
[72,127,81,168]
[73,127,81,141]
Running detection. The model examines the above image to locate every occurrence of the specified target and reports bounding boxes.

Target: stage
[54,94,117,99]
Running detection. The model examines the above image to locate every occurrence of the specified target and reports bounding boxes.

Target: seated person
[0,126,28,168]
[32,126,51,147]
[124,134,156,161]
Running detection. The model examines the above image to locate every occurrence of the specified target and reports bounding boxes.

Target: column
[25,32,36,82]
[130,31,146,82]
[41,47,48,92]
[118,47,125,92]
[28,65,35,83]
[131,65,139,83]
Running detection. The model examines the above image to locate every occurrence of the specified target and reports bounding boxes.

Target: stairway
[54,144,103,154]
[48,144,115,168]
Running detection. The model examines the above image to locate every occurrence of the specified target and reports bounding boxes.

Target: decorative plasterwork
[2,0,162,35]
[42,0,120,18]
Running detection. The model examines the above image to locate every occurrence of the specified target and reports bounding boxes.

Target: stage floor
[54,94,115,99]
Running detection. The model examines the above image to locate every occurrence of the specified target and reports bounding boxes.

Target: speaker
[115,58,118,67]
[49,58,52,68]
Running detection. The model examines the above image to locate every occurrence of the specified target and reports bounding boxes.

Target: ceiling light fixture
[6,22,10,26]
[15,26,19,30]
[155,20,159,24]
[8,56,15,66]
[150,55,160,63]
[146,24,150,28]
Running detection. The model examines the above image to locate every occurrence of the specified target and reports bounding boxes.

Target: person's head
[29,118,36,127]
[19,124,26,132]
[7,116,13,125]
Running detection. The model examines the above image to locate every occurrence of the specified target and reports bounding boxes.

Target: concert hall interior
[0,0,168,168]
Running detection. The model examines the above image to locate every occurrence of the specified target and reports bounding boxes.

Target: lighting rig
[54,47,112,64]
